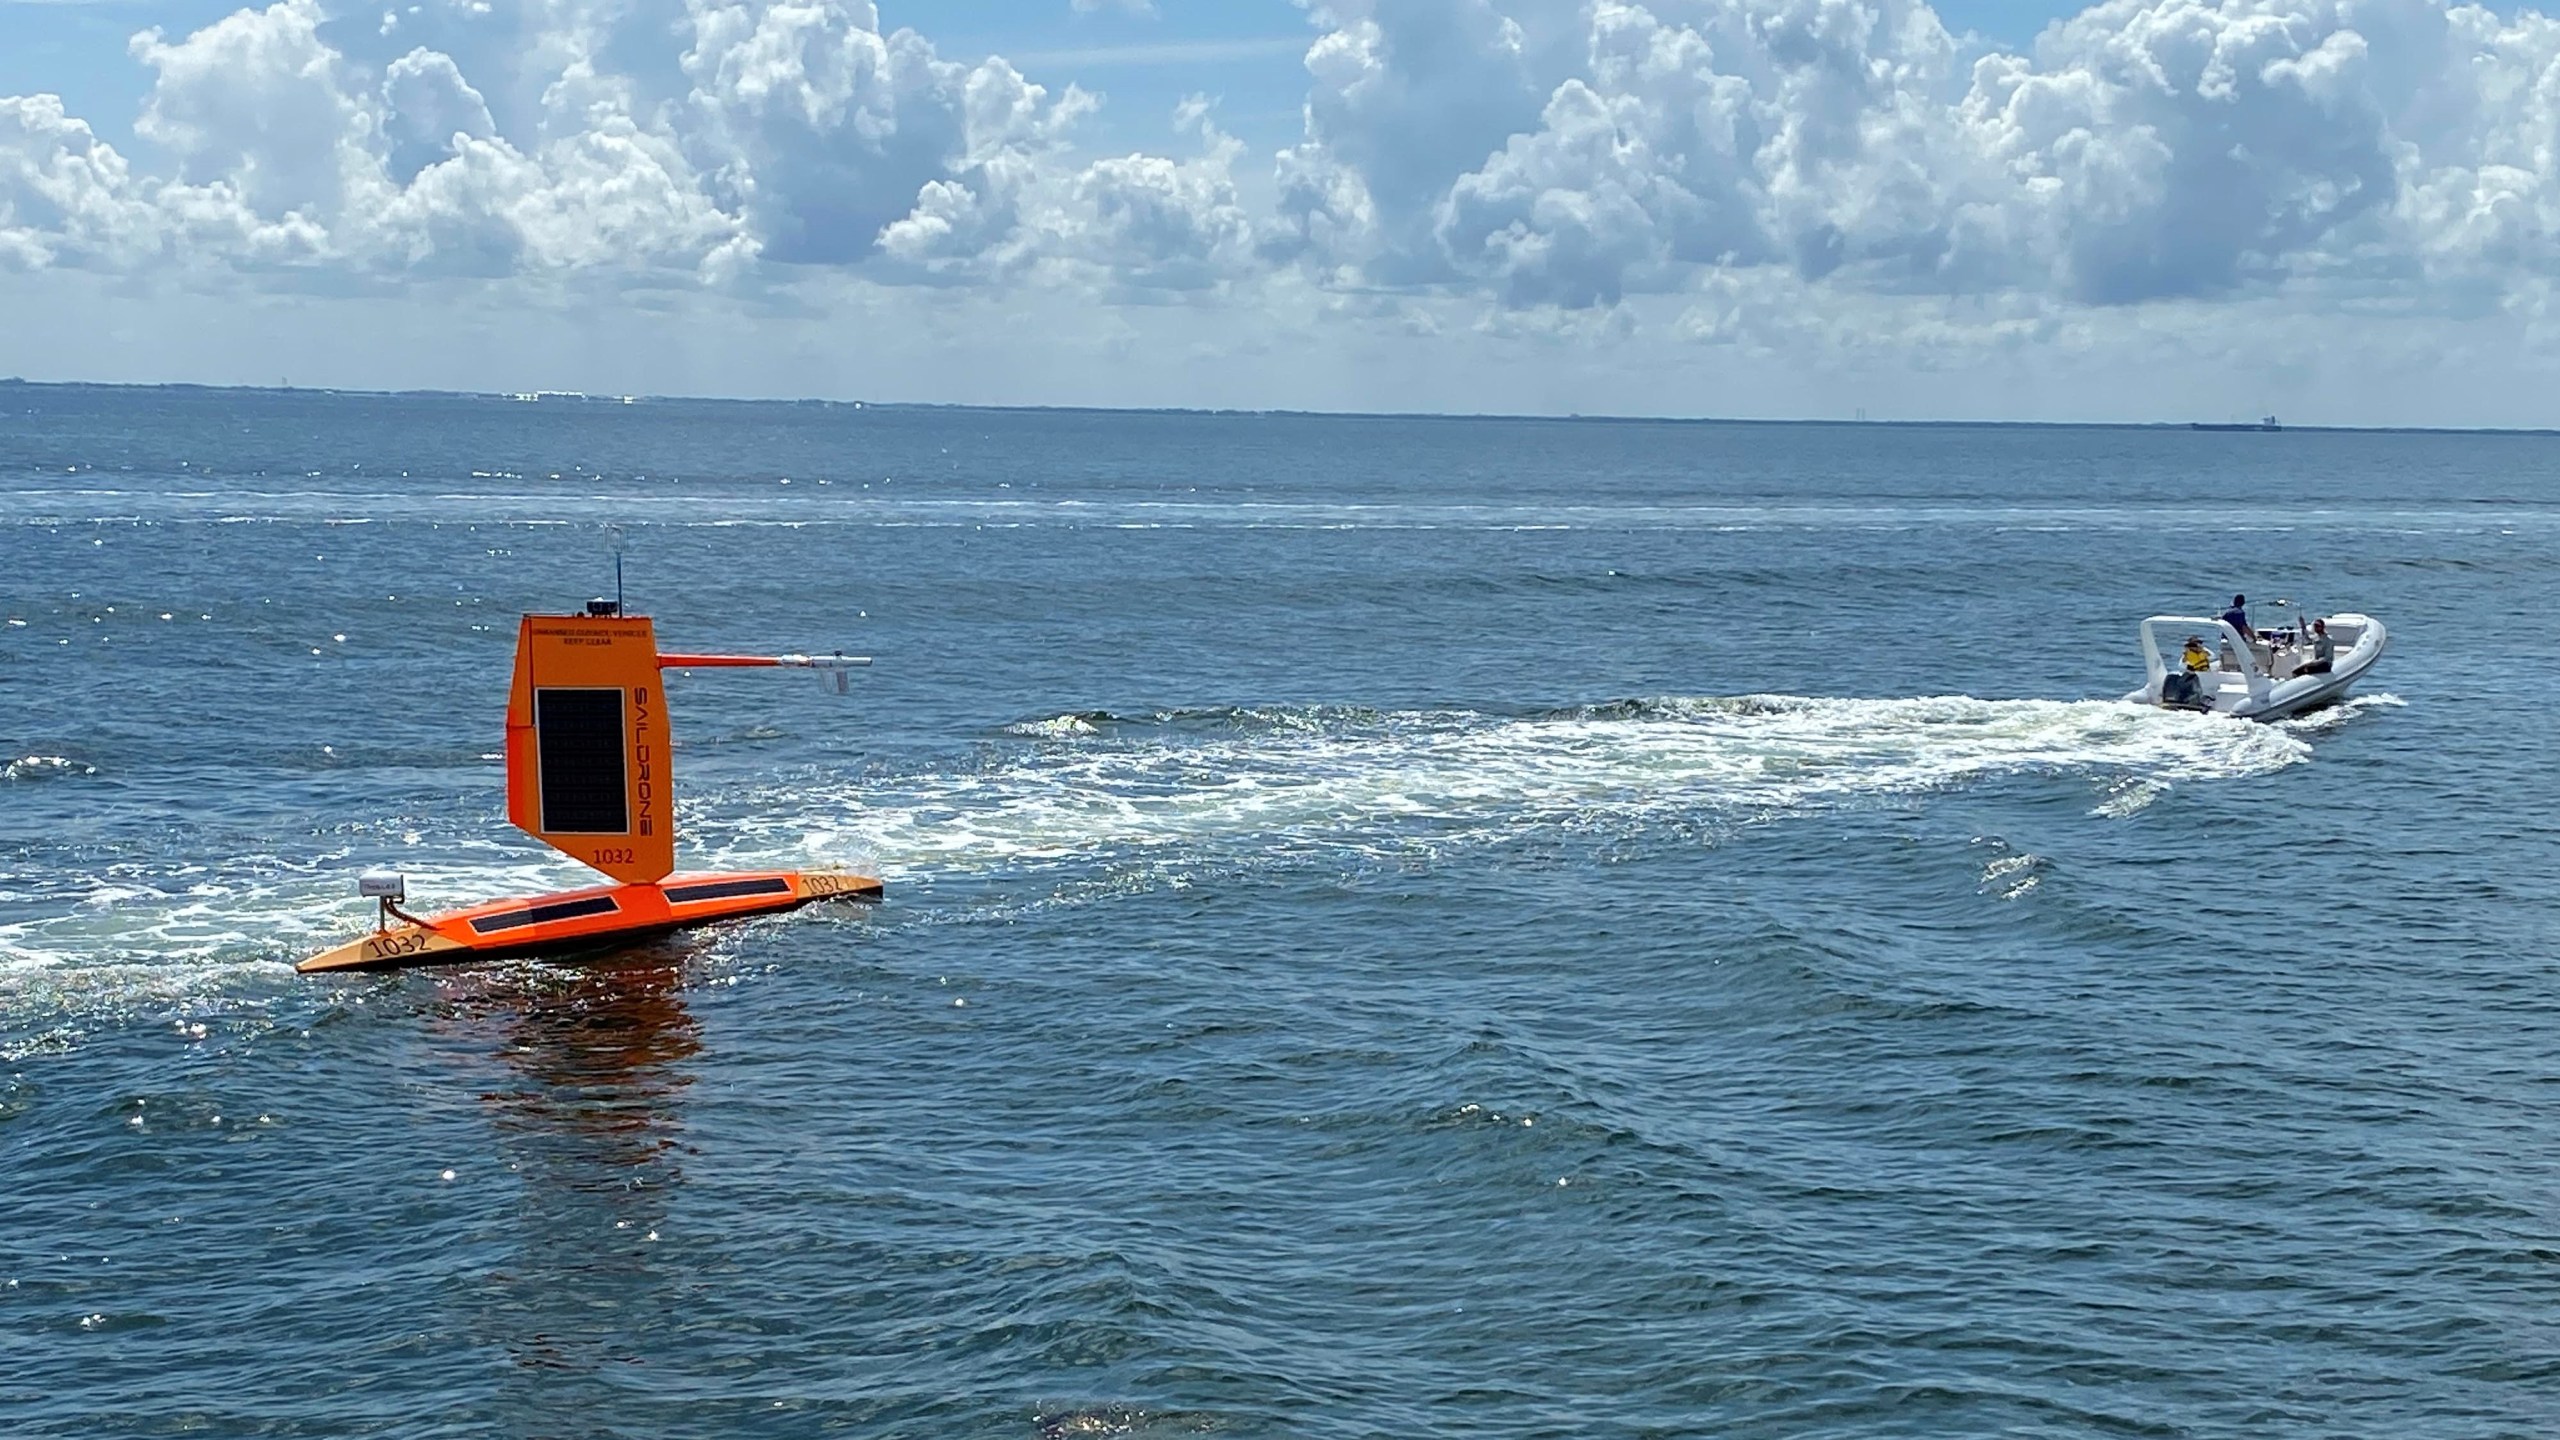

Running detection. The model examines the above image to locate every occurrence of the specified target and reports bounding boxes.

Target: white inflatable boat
[2124,612,2386,721]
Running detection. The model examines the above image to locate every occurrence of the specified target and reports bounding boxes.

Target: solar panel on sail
[534,687,627,833]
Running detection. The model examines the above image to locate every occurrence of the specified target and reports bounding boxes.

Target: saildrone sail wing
[504,614,676,883]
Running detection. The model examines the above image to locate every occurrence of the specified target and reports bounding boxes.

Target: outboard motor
[2160,671,2204,710]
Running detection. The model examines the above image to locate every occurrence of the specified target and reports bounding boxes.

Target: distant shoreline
[4,375,2555,438]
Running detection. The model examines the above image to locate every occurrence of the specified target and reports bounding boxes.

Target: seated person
[2297,618,2334,675]
[2181,636,2213,672]
[2221,593,2254,641]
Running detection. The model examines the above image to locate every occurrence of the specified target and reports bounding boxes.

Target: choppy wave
[1002,713,1107,739]
[2,754,97,781]
[1972,836,2049,901]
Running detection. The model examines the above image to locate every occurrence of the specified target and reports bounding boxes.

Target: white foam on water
[747,694,2311,883]
[0,837,648,1041]
[0,694,2315,1032]
[2,754,97,781]
[0,839,592,977]
[1977,849,2047,901]
[1005,714,1103,739]
[2090,775,2170,818]
[2274,691,2406,734]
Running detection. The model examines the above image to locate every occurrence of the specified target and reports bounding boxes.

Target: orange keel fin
[504,614,678,884]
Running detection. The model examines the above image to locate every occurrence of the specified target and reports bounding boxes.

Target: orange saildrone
[300,599,879,973]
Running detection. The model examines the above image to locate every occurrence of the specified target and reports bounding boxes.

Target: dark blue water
[5,385,2557,1437]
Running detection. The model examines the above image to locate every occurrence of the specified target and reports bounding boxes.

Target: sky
[2,0,2558,424]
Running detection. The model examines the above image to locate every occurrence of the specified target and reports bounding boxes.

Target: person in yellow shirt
[2181,636,2213,672]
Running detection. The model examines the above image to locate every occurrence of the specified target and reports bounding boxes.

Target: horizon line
[3,376,2555,438]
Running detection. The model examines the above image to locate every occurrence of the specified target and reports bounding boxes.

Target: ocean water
[3,385,2556,1438]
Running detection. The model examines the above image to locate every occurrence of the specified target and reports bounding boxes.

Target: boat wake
[2272,691,2407,734]
[783,695,2311,885]
[0,692,2334,1029]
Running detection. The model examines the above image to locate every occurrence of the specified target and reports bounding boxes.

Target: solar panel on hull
[535,687,628,833]
[469,894,623,935]
[663,876,794,904]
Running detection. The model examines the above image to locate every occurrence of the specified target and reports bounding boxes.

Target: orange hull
[298,869,882,973]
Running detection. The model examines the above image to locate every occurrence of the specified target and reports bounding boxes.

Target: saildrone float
[299,598,879,973]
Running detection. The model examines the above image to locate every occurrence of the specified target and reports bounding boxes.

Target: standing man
[2221,593,2254,641]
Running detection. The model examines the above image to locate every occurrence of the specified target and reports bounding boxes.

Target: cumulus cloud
[0,0,1116,281]
[1271,0,1562,283]
[882,92,1256,293]
[381,47,496,183]
[1961,0,2404,302]
[1271,0,2560,320]
[679,2,1093,266]
[2,0,2560,380]
[1059,98,1257,290]
[0,95,155,270]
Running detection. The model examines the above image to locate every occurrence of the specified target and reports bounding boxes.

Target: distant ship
[2191,414,2281,432]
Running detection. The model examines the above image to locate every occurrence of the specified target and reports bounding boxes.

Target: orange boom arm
[657,652,858,668]
[657,653,785,668]
[660,652,874,692]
